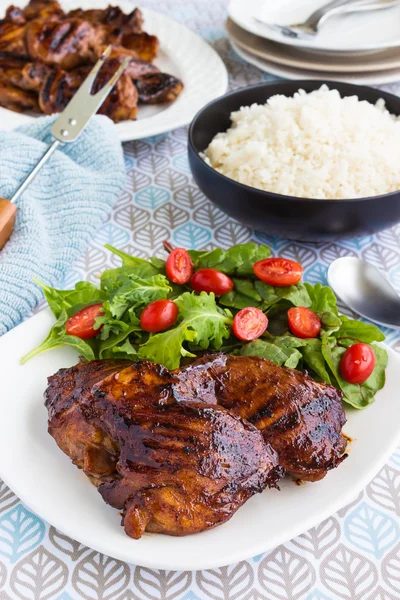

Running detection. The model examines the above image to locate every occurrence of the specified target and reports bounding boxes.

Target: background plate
[0,0,228,141]
[227,19,400,73]
[0,309,399,571]
[231,42,400,86]
[228,0,400,53]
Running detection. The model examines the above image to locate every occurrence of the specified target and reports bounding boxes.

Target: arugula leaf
[138,292,232,369]
[188,243,270,276]
[21,310,96,364]
[106,274,171,319]
[105,244,165,275]
[35,279,105,319]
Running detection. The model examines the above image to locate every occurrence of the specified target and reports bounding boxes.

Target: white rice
[202,86,400,200]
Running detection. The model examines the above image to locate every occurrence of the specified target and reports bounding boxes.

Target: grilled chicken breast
[45,360,282,539]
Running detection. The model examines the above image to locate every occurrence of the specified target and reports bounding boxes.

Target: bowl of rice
[188,81,400,241]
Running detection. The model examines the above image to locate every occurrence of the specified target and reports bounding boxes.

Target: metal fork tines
[9,46,130,206]
[253,0,400,39]
[51,45,131,144]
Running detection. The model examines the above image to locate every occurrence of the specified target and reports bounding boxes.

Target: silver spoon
[327,257,400,329]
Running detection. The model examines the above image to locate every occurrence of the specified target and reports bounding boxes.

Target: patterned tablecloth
[1,1,400,598]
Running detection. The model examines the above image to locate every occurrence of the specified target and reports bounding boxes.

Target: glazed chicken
[45,354,347,539]
[0,0,183,122]
[45,360,282,539]
[172,354,348,482]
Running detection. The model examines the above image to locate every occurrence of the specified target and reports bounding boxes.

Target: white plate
[0,0,228,142]
[228,0,400,54]
[0,309,399,570]
[231,41,400,86]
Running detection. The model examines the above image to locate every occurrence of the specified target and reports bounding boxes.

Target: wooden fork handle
[0,198,17,250]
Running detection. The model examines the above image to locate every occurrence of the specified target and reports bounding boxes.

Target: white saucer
[229,0,400,54]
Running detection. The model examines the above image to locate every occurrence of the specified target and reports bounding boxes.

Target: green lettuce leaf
[21,310,96,364]
[138,292,232,369]
[35,280,105,319]
[188,243,270,276]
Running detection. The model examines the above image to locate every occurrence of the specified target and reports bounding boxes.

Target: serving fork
[254,0,399,39]
[0,45,130,250]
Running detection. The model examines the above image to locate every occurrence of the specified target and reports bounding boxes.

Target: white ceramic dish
[227,18,400,73]
[0,308,399,571]
[0,0,228,142]
[231,41,400,86]
[228,0,400,54]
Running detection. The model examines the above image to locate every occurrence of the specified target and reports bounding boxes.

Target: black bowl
[188,80,400,242]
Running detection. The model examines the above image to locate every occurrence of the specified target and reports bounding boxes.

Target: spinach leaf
[188,243,270,276]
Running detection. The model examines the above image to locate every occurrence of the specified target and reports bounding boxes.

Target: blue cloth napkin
[0,115,126,336]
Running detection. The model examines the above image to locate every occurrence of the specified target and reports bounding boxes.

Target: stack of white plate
[227,0,400,85]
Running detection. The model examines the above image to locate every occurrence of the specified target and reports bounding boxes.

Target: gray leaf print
[73,551,129,600]
[133,223,170,251]
[0,481,18,514]
[174,185,205,210]
[48,527,88,562]
[290,517,340,559]
[320,244,357,263]
[193,203,227,229]
[366,465,400,513]
[126,140,151,159]
[382,542,400,594]
[154,203,189,229]
[133,568,192,600]
[75,247,107,277]
[10,546,68,600]
[214,221,252,246]
[258,547,315,600]
[114,204,150,231]
[155,137,185,157]
[375,228,400,251]
[115,591,138,600]
[117,190,134,208]
[137,153,169,175]
[366,585,399,600]
[196,561,254,600]
[127,169,151,192]
[337,491,365,517]
[363,243,399,271]
[320,543,378,600]
[0,559,5,589]
[171,126,188,142]
[278,244,318,269]
[155,169,188,192]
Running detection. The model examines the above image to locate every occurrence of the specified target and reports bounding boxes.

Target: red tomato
[232,307,268,341]
[191,268,234,296]
[340,343,376,384]
[166,248,193,285]
[140,299,179,333]
[253,258,303,287]
[288,307,321,339]
[65,303,104,340]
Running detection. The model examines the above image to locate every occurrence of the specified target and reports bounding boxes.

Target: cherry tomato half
[340,343,376,384]
[191,268,234,296]
[65,303,104,340]
[288,307,321,339]
[233,307,268,342]
[140,299,179,333]
[253,258,303,287]
[166,248,193,285]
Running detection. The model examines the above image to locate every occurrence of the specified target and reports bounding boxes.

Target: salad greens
[21,242,387,409]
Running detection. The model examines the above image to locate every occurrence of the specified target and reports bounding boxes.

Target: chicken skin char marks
[45,355,347,539]
[45,360,282,539]
[0,0,183,122]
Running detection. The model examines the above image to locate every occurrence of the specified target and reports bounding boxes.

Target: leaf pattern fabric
[0,0,400,597]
